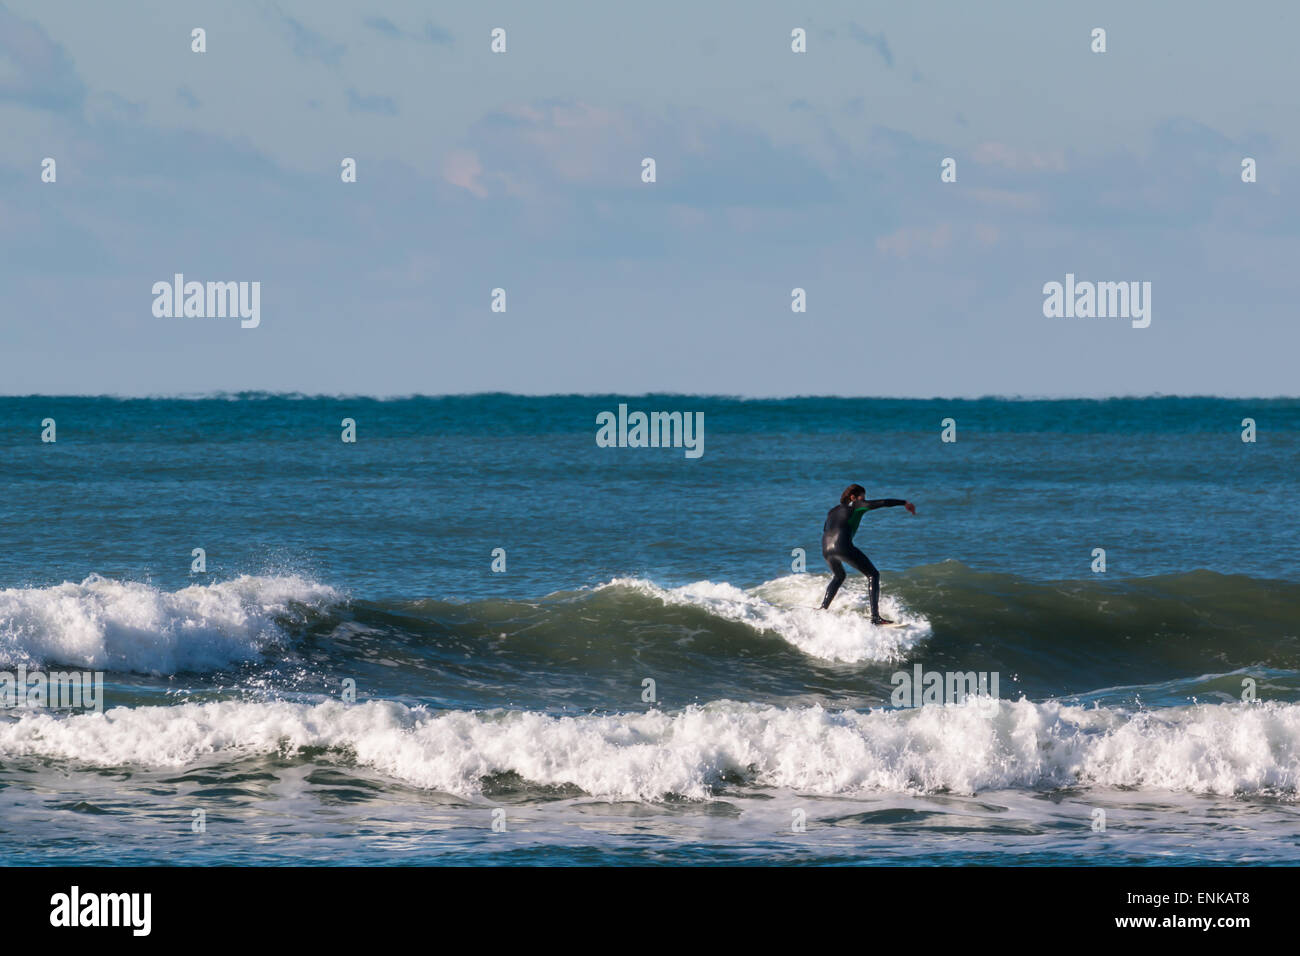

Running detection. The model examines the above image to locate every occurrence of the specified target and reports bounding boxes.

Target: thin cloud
[362,14,453,45]
[346,88,398,115]
[362,16,403,39]
[0,4,86,113]
[423,23,453,45]
[279,13,345,65]
[845,23,893,68]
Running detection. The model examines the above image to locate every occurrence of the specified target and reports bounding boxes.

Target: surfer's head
[840,484,866,506]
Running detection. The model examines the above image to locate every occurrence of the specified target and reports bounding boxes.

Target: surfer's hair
[840,484,866,505]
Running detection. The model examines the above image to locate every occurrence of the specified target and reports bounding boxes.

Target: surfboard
[804,608,907,628]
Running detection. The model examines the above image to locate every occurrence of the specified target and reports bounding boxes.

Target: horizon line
[0,390,1296,402]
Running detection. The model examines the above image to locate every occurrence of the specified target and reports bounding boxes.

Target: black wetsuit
[820,498,907,615]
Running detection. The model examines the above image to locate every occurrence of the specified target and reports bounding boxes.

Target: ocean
[1,394,1297,865]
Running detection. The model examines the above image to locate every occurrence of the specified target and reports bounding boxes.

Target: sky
[1,0,1297,397]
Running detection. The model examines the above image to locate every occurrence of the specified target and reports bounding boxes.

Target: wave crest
[0,574,341,674]
[600,574,931,663]
[4,698,1295,800]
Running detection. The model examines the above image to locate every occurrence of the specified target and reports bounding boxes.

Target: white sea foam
[0,574,341,674]
[603,574,930,663]
[3,697,1294,800]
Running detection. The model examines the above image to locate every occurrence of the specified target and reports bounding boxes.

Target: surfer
[819,484,916,621]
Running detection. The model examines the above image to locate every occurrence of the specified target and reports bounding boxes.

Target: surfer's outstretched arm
[862,498,916,514]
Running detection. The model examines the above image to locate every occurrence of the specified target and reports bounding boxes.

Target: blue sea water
[1,394,1297,865]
